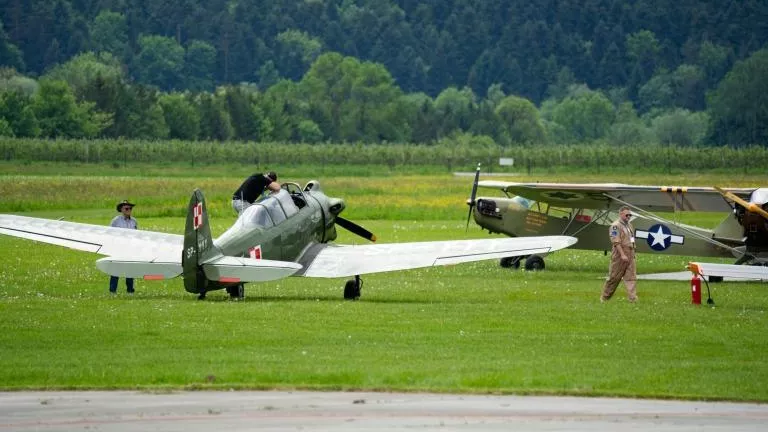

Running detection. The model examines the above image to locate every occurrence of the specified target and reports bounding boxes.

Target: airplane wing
[688,262,768,281]
[0,214,183,269]
[297,236,577,278]
[478,181,755,212]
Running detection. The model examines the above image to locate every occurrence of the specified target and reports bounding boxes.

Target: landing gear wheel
[197,290,206,300]
[500,256,523,269]
[343,275,362,300]
[226,284,245,300]
[524,255,545,271]
[708,276,723,283]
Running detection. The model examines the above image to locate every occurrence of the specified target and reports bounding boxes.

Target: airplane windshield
[240,190,299,229]
[511,196,535,209]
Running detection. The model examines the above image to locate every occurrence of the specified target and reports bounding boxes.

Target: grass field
[0,164,767,401]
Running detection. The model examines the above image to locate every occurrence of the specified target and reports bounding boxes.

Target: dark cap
[266,171,277,181]
[116,200,136,212]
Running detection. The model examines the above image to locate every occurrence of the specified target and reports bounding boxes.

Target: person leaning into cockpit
[231,171,281,214]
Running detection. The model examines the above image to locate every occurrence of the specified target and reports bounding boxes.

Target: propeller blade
[466,163,481,231]
[715,186,768,220]
[336,216,377,242]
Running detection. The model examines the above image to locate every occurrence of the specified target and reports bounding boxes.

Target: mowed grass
[0,166,767,401]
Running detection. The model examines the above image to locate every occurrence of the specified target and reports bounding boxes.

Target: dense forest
[0,0,766,147]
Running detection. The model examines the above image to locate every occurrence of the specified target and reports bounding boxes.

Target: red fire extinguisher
[691,273,702,305]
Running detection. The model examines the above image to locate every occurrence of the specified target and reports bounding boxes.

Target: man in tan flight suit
[601,206,637,303]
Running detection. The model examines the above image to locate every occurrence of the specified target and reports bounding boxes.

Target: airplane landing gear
[344,275,362,300]
[524,255,545,271]
[500,256,522,269]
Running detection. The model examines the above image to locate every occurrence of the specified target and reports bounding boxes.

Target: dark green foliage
[2,0,766,105]
[32,80,111,138]
[708,48,768,146]
[0,1,767,147]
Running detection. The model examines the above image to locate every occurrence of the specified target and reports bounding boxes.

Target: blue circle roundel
[646,224,672,251]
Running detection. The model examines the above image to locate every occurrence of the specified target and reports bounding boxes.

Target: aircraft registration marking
[635,224,684,251]
[525,212,548,231]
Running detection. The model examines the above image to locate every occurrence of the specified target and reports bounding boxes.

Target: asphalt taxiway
[2,391,767,431]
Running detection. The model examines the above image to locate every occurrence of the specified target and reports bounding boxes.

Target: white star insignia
[649,225,670,247]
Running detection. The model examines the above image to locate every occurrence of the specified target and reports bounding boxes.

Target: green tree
[257,60,280,90]
[158,93,200,140]
[32,80,111,138]
[301,52,405,142]
[275,30,324,81]
[626,30,661,96]
[0,21,24,71]
[708,48,768,146]
[197,92,234,141]
[434,86,477,138]
[651,109,709,146]
[184,40,216,92]
[670,64,706,111]
[134,35,185,91]
[637,71,673,113]
[0,90,39,137]
[43,52,123,98]
[296,119,323,143]
[90,11,128,58]
[607,102,651,145]
[698,41,732,88]
[551,91,615,142]
[494,95,546,145]
[0,69,38,96]
[0,117,13,136]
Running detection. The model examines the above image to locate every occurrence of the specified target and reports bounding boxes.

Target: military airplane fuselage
[214,181,337,263]
[473,195,740,259]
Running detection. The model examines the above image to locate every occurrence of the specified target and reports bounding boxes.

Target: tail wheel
[344,276,362,300]
[524,255,545,271]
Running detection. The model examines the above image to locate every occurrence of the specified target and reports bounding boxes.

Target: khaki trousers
[602,246,637,302]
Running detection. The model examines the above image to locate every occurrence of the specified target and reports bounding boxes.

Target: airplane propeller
[336,216,377,242]
[714,186,768,220]
[465,163,481,231]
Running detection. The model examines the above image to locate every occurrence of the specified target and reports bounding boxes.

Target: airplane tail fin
[182,189,217,294]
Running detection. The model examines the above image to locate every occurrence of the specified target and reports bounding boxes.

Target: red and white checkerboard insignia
[248,245,262,260]
[193,202,203,230]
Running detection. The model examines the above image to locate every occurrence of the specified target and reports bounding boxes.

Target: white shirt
[110,215,137,230]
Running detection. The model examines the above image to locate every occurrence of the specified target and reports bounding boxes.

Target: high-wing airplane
[0,180,577,300]
[465,168,768,274]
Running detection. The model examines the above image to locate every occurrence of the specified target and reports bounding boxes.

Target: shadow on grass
[101,292,438,305]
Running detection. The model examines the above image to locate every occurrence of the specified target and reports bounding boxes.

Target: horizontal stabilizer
[96,257,182,279]
[202,256,303,282]
[688,262,768,280]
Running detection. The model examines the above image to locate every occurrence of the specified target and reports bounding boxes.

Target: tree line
[1,45,767,147]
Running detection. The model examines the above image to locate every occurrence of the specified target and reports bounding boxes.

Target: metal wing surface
[478,181,755,212]
[688,262,768,280]
[0,214,182,262]
[298,236,577,278]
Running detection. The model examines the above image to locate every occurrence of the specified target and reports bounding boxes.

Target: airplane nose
[328,198,346,215]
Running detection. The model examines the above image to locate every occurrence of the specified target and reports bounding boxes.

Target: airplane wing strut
[604,193,746,259]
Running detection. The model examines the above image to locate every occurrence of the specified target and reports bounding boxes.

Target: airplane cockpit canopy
[240,189,299,229]
[511,196,535,209]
